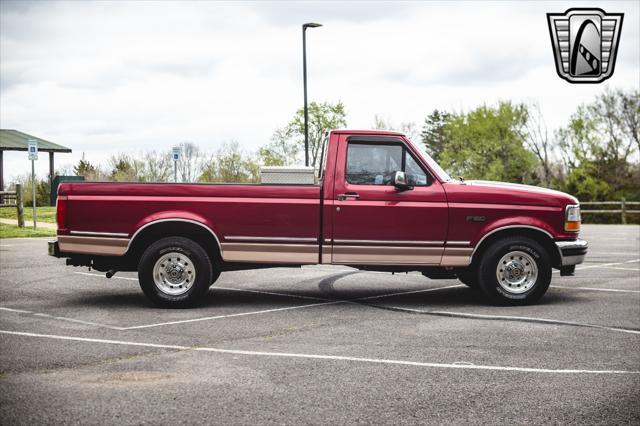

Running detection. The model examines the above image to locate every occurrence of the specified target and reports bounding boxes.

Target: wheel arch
[471,225,561,268]
[126,218,223,265]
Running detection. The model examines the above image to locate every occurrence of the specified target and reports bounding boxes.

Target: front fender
[474,216,557,247]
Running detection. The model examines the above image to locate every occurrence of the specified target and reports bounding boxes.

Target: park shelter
[0,129,72,194]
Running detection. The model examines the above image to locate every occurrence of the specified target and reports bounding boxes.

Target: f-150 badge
[547,8,623,83]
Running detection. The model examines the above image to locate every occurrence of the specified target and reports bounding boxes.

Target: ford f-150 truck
[49,130,588,307]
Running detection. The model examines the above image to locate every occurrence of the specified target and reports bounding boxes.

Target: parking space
[1,225,639,424]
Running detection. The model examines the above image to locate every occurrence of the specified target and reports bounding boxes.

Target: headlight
[565,204,581,232]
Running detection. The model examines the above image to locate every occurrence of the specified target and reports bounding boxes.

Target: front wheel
[476,236,551,305]
[455,267,478,288]
[138,236,214,308]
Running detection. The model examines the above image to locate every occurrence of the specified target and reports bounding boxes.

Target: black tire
[138,236,215,308]
[476,236,551,306]
[455,266,478,288]
[208,269,222,289]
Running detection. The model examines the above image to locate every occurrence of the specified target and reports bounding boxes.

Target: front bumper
[48,240,60,257]
[556,239,588,266]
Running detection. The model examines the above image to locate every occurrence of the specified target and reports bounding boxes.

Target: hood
[444,180,578,207]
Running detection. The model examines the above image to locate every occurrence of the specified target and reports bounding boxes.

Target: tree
[198,141,260,183]
[420,110,451,161]
[556,89,639,199]
[177,141,202,183]
[372,114,420,142]
[521,103,554,187]
[109,153,141,182]
[277,101,347,168]
[140,150,172,182]
[10,174,50,206]
[439,102,537,183]
[73,154,101,180]
[619,90,640,153]
[258,128,300,166]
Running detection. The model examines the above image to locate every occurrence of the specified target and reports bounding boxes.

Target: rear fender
[128,211,222,254]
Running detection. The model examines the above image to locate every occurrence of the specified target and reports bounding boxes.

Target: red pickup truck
[49,130,587,307]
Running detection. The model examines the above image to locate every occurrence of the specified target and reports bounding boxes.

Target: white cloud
[1,0,638,181]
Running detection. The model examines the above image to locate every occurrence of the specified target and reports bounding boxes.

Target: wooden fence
[581,198,640,224]
[0,184,25,227]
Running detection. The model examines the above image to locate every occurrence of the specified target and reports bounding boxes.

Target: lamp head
[303,23,323,29]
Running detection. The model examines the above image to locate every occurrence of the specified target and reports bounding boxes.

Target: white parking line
[586,252,640,256]
[0,307,32,314]
[0,307,124,330]
[122,301,340,330]
[1,329,638,375]
[553,259,640,274]
[215,286,328,302]
[123,285,464,329]
[75,271,138,281]
[600,267,640,272]
[356,284,464,301]
[380,307,640,335]
[552,285,640,294]
[18,265,633,332]
[5,271,463,331]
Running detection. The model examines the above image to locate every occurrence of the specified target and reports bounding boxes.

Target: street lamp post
[302,22,322,167]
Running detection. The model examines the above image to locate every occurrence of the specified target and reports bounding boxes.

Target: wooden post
[15,183,24,228]
[49,152,55,206]
[621,197,627,225]
[0,150,3,205]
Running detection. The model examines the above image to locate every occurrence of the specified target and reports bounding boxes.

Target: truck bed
[59,181,322,240]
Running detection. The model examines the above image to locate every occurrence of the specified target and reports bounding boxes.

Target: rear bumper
[556,239,588,266]
[48,240,60,257]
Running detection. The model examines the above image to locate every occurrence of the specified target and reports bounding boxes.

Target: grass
[0,222,56,238]
[0,206,56,223]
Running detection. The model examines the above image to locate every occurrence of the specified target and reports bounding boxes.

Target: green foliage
[273,101,347,168]
[439,102,537,183]
[562,165,611,201]
[8,175,51,206]
[109,153,142,182]
[0,222,56,238]
[73,157,99,179]
[0,206,56,223]
[259,128,300,166]
[420,110,450,161]
[198,141,260,183]
[556,88,639,200]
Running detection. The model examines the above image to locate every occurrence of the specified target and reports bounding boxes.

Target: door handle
[337,192,360,201]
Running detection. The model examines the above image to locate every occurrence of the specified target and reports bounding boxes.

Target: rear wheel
[476,236,551,305]
[138,236,214,308]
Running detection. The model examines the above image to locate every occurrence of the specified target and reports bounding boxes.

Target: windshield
[409,139,452,182]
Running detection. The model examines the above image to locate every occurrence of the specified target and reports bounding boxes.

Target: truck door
[330,134,448,265]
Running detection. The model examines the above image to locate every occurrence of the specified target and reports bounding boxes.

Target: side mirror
[392,171,413,191]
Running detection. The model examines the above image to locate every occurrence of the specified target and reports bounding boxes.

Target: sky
[1,0,638,182]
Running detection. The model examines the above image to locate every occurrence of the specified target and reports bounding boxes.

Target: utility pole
[302,22,322,167]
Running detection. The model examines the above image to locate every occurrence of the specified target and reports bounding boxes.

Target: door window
[405,152,428,186]
[346,144,402,185]
[346,143,430,186]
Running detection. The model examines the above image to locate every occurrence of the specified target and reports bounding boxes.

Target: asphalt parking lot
[1,224,639,425]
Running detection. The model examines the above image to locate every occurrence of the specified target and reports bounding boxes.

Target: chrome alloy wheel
[152,252,196,296]
[496,250,538,294]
